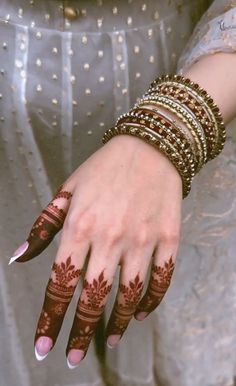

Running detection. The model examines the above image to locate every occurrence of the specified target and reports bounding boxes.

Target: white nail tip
[106,342,115,349]
[67,358,79,369]
[8,242,29,265]
[8,255,20,265]
[35,347,48,361]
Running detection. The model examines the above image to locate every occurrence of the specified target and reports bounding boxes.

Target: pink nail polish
[35,336,53,361]
[8,241,29,265]
[135,312,148,321]
[67,349,85,369]
[107,335,121,348]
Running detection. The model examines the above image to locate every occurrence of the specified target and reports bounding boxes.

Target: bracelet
[147,74,226,158]
[147,86,216,157]
[136,104,196,151]
[116,108,196,177]
[133,95,207,172]
[102,74,226,199]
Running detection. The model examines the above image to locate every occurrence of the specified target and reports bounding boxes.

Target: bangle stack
[102,74,226,198]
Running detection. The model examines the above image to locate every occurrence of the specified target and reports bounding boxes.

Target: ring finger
[106,245,154,348]
[134,244,177,321]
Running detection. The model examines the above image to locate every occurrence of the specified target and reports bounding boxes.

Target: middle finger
[66,244,120,368]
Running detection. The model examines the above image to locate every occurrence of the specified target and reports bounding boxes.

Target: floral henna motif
[17,187,72,262]
[35,256,81,347]
[67,271,112,356]
[135,256,175,315]
[106,275,144,337]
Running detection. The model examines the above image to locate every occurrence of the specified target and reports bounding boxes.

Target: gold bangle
[135,96,206,172]
[148,74,226,158]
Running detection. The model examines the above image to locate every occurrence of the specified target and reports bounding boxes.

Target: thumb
[9,185,73,264]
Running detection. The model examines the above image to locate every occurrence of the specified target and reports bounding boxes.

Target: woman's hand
[9,134,182,368]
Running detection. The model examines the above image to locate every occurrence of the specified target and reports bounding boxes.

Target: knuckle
[103,224,124,244]
[133,228,151,247]
[159,230,179,245]
[65,211,95,240]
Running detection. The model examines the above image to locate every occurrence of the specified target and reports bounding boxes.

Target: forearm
[183,52,236,125]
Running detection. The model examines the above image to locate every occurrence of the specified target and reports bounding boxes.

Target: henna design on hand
[16,186,72,262]
[35,256,81,347]
[106,274,144,338]
[66,271,112,357]
[135,256,175,316]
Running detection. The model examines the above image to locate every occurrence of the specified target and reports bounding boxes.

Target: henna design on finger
[16,187,72,262]
[54,188,73,201]
[67,271,112,357]
[106,274,144,337]
[135,256,175,315]
[35,256,81,347]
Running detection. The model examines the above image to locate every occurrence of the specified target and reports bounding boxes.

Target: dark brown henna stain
[66,271,112,357]
[35,256,81,346]
[135,256,175,316]
[54,189,73,201]
[106,274,144,337]
[16,187,72,262]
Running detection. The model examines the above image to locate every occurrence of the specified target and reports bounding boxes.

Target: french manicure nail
[135,312,148,321]
[8,241,29,265]
[35,336,53,361]
[67,358,79,370]
[107,341,115,349]
[35,347,48,361]
[67,349,84,369]
[107,334,121,348]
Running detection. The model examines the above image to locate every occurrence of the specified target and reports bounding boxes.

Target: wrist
[102,74,226,198]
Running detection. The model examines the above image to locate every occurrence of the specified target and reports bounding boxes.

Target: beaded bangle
[102,123,192,197]
[147,85,217,159]
[102,74,226,199]
[148,74,226,158]
[136,104,196,157]
[116,109,196,177]
[133,95,207,172]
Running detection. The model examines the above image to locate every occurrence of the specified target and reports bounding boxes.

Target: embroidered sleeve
[177,0,236,74]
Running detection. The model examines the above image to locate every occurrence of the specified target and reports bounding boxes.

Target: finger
[105,244,153,348]
[134,248,176,321]
[34,237,90,360]
[66,246,119,368]
[9,184,73,263]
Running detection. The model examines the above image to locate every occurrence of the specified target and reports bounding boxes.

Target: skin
[10,52,236,368]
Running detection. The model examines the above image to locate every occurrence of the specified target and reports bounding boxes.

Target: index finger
[9,184,72,263]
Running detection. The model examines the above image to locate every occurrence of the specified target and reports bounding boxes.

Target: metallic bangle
[102,74,226,200]
[148,74,226,158]
[135,95,207,172]
[116,109,196,177]
[147,84,218,159]
[137,104,196,150]
[102,123,192,198]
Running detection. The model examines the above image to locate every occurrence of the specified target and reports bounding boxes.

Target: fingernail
[9,241,29,265]
[67,349,84,369]
[107,335,121,348]
[135,312,148,321]
[35,337,53,361]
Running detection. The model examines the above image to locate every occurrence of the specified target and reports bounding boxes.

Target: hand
[9,134,182,368]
